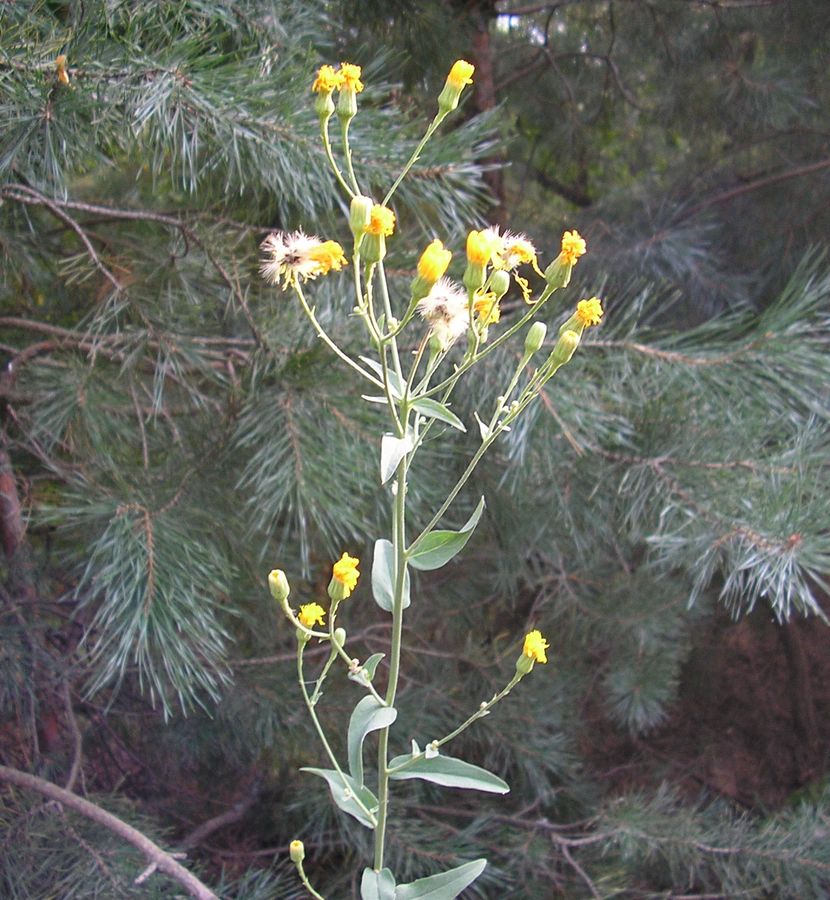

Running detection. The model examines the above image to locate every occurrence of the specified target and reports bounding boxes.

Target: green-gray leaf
[410,397,466,432]
[407,497,486,571]
[395,859,487,900]
[372,538,411,612]
[381,433,412,485]
[348,696,397,788]
[300,768,378,828]
[362,652,385,681]
[361,868,396,900]
[359,356,405,399]
[387,754,509,793]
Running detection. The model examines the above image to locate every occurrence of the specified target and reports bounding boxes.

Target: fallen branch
[0,765,218,900]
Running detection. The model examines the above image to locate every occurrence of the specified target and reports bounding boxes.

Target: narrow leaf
[300,768,377,828]
[381,433,411,485]
[395,859,487,900]
[348,696,397,788]
[408,497,486,572]
[387,754,509,793]
[359,356,405,399]
[411,397,466,432]
[361,868,396,900]
[372,539,411,612]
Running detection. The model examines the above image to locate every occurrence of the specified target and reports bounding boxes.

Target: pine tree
[1,1,829,897]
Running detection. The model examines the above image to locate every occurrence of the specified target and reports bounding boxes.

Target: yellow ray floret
[560,229,586,266]
[366,204,396,237]
[308,240,348,274]
[447,59,475,89]
[332,553,360,598]
[474,291,501,326]
[523,630,549,664]
[298,602,326,628]
[418,239,453,283]
[466,229,500,267]
[339,63,364,93]
[312,64,343,94]
[575,296,604,327]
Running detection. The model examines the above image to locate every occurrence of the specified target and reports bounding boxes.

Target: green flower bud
[361,232,386,264]
[349,195,373,243]
[515,653,535,676]
[463,262,486,294]
[333,627,347,648]
[550,329,581,366]
[490,269,511,300]
[543,256,573,291]
[268,569,290,603]
[337,88,357,122]
[289,839,305,865]
[524,321,547,356]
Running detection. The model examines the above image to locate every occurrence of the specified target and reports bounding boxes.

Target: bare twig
[0,765,218,899]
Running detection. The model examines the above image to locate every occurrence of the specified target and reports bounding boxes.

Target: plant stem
[373,448,409,871]
[297,642,377,827]
[293,281,383,389]
[320,118,354,198]
[382,113,445,206]
[341,118,361,195]
[296,861,326,900]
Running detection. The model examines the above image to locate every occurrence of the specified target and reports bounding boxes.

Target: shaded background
[1,1,829,896]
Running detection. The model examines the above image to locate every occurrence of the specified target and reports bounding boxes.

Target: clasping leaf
[387,753,509,793]
[408,497,486,571]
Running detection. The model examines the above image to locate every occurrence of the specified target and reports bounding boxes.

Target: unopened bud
[361,232,386,264]
[333,627,347,648]
[349,195,373,243]
[268,569,290,603]
[543,255,572,291]
[549,329,581,366]
[490,269,510,300]
[524,321,547,356]
[289,839,305,865]
[515,653,535,676]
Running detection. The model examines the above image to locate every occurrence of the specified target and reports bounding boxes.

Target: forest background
[1,0,829,897]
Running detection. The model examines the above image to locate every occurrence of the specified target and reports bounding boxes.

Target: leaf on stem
[381,432,413,485]
[360,867,396,900]
[387,753,509,793]
[359,356,405,399]
[348,695,398,788]
[372,538,411,612]
[408,497,486,571]
[410,397,466,432]
[394,859,488,900]
[300,768,378,829]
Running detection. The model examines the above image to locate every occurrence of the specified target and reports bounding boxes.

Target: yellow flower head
[474,291,501,326]
[260,231,345,289]
[312,64,343,94]
[575,296,604,328]
[308,240,347,274]
[298,602,326,629]
[339,62,364,93]
[523,630,549,664]
[332,553,360,598]
[447,59,475,89]
[55,54,70,86]
[560,230,586,266]
[466,229,500,267]
[417,239,452,284]
[366,205,396,237]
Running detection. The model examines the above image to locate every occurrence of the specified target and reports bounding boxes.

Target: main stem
[373,450,408,870]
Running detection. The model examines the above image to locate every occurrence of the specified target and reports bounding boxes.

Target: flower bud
[333,627,347,648]
[361,233,385,264]
[349,194,373,244]
[55,55,70,86]
[268,569,290,603]
[289,839,305,865]
[515,653,535,676]
[524,321,547,356]
[489,269,510,300]
[549,329,581,366]
[438,60,475,114]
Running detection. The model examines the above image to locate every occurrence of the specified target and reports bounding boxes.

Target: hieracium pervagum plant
[263,61,602,899]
